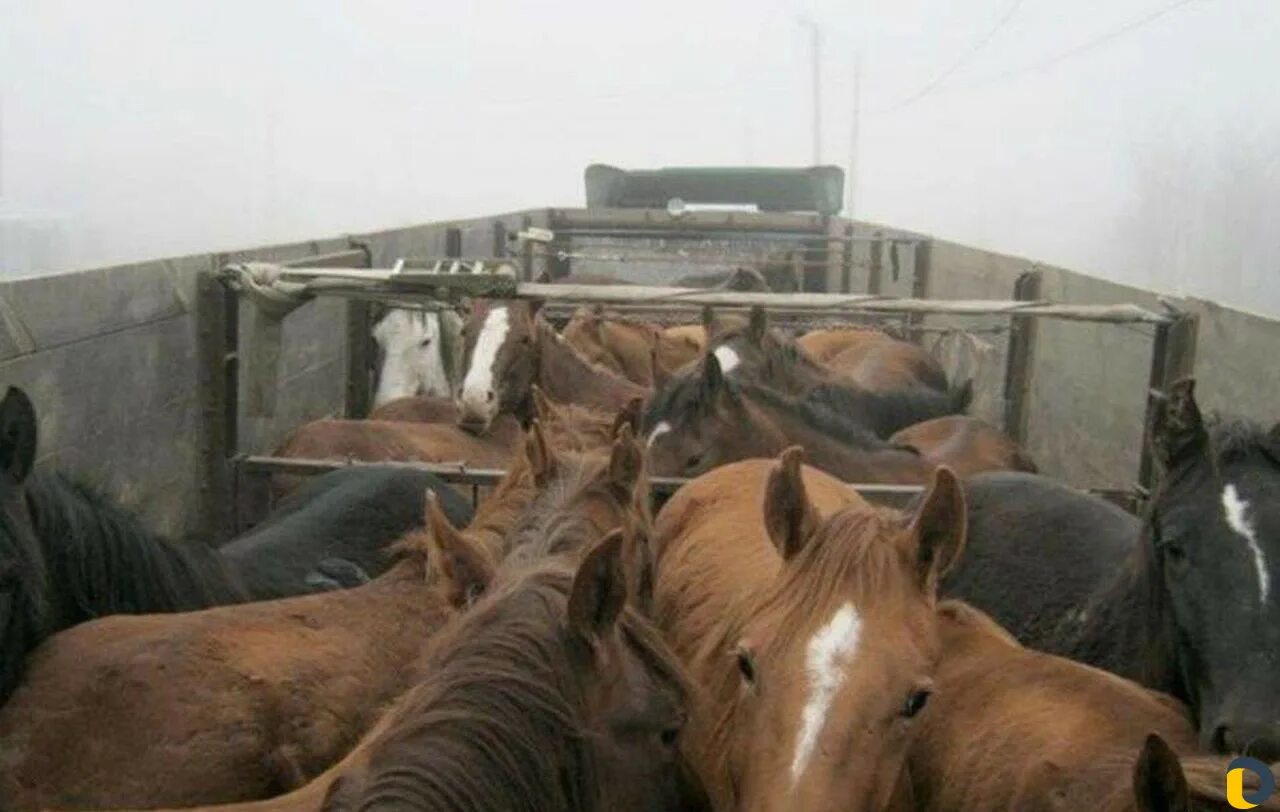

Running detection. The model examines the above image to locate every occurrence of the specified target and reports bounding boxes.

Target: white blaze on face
[646,421,672,450]
[713,345,741,374]
[1223,484,1271,604]
[458,306,510,421]
[373,309,447,406]
[790,602,863,785]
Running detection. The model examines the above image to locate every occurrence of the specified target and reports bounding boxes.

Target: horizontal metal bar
[280,248,371,269]
[548,207,833,233]
[236,454,925,499]
[253,268,1172,325]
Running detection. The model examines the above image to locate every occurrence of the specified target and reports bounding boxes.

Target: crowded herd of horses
[1,282,1278,811]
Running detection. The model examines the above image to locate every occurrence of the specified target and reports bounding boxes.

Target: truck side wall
[1,209,1274,537]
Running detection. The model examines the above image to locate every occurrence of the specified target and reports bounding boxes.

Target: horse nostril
[1211,725,1231,754]
[485,390,495,404]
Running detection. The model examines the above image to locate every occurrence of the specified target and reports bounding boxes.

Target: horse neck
[745,394,929,484]
[537,330,644,409]
[1051,549,1181,696]
[28,472,248,625]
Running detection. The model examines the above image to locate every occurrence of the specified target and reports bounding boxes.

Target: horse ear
[531,384,554,424]
[568,530,628,644]
[527,298,545,321]
[700,305,715,334]
[908,466,967,591]
[0,387,37,483]
[627,524,657,618]
[425,491,495,607]
[1151,378,1207,470]
[1131,734,1189,812]
[612,397,644,439]
[746,306,768,347]
[763,447,819,561]
[608,423,644,495]
[524,420,558,487]
[700,353,728,404]
[651,345,672,390]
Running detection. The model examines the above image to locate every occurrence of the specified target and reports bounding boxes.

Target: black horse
[945,379,1280,759]
[0,386,472,705]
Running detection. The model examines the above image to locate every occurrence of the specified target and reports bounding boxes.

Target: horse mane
[747,383,898,451]
[342,557,689,812]
[26,470,248,620]
[1209,416,1280,467]
[501,452,647,566]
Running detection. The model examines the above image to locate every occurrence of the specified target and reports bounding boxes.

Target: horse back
[941,472,1140,647]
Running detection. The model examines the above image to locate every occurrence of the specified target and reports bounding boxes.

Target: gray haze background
[1,0,1276,315]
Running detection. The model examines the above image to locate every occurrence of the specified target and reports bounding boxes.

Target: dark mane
[748,383,898,450]
[27,471,248,620]
[801,380,971,439]
[1209,416,1279,466]
[343,559,688,812]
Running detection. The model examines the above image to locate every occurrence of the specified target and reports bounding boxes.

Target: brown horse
[699,307,971,437]
[127,532,706,812]
[656,323,706,381]
[890,416,1037,477]
[0,416,652,811]
[563,306,663,387]
[796,326,889,365]
[457,300,647,433]
[644,354,942,483]
[366,394,460,423]
[270,417,520,500]
[0,491,502,811]
[891,601,1280,811]
[653,449,966,811]
[797,325,950,395]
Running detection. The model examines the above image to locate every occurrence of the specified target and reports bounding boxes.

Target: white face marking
[790,602,863,785]
[646,421,672,450]
[372,310,449,405]
[458,306,510,421]
[1223,484,1270,604]
[713,345,741,374]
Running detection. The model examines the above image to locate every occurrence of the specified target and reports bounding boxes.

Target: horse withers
[653,448,966,811]
[944,379,1280,759]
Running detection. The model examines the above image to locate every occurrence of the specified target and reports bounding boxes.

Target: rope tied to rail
[220,263,317,418]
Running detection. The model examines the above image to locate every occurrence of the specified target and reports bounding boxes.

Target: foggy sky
[1,0,1276,315]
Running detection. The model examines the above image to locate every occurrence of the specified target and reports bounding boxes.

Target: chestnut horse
[366,394,459,423]
[944,380,1280,759]
[269,416,521,500]
[653,448,966,811]
[564,306,663,386]
[643,354,952,483]
[457,300,647,433]
[796,324,950,395]
[133,532,706,812]
[890,416,1037,477]
[891,601,1280,811]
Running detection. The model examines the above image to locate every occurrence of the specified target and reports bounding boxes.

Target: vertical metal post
[196,265,237,541]
[344,242,375,419]
[867,232,884,295]
[546,209,571,281]
[1001,269,1043,444]
[492,219,508,258]
[518,214,534,281]
[832,219,853,294]
[907,239,932,333]
[1139,312,1199,491]
[445,227,462,259]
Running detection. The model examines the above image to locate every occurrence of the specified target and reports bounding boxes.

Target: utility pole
[848,52,861,217]
[797,17,822,165]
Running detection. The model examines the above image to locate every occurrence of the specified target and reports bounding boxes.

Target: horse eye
[902,689,931,718]
[1162,542,1189,576]
[659,726,681,748]
[683,451,705,472]
[734,646,757,685]
[419,337,433,347]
